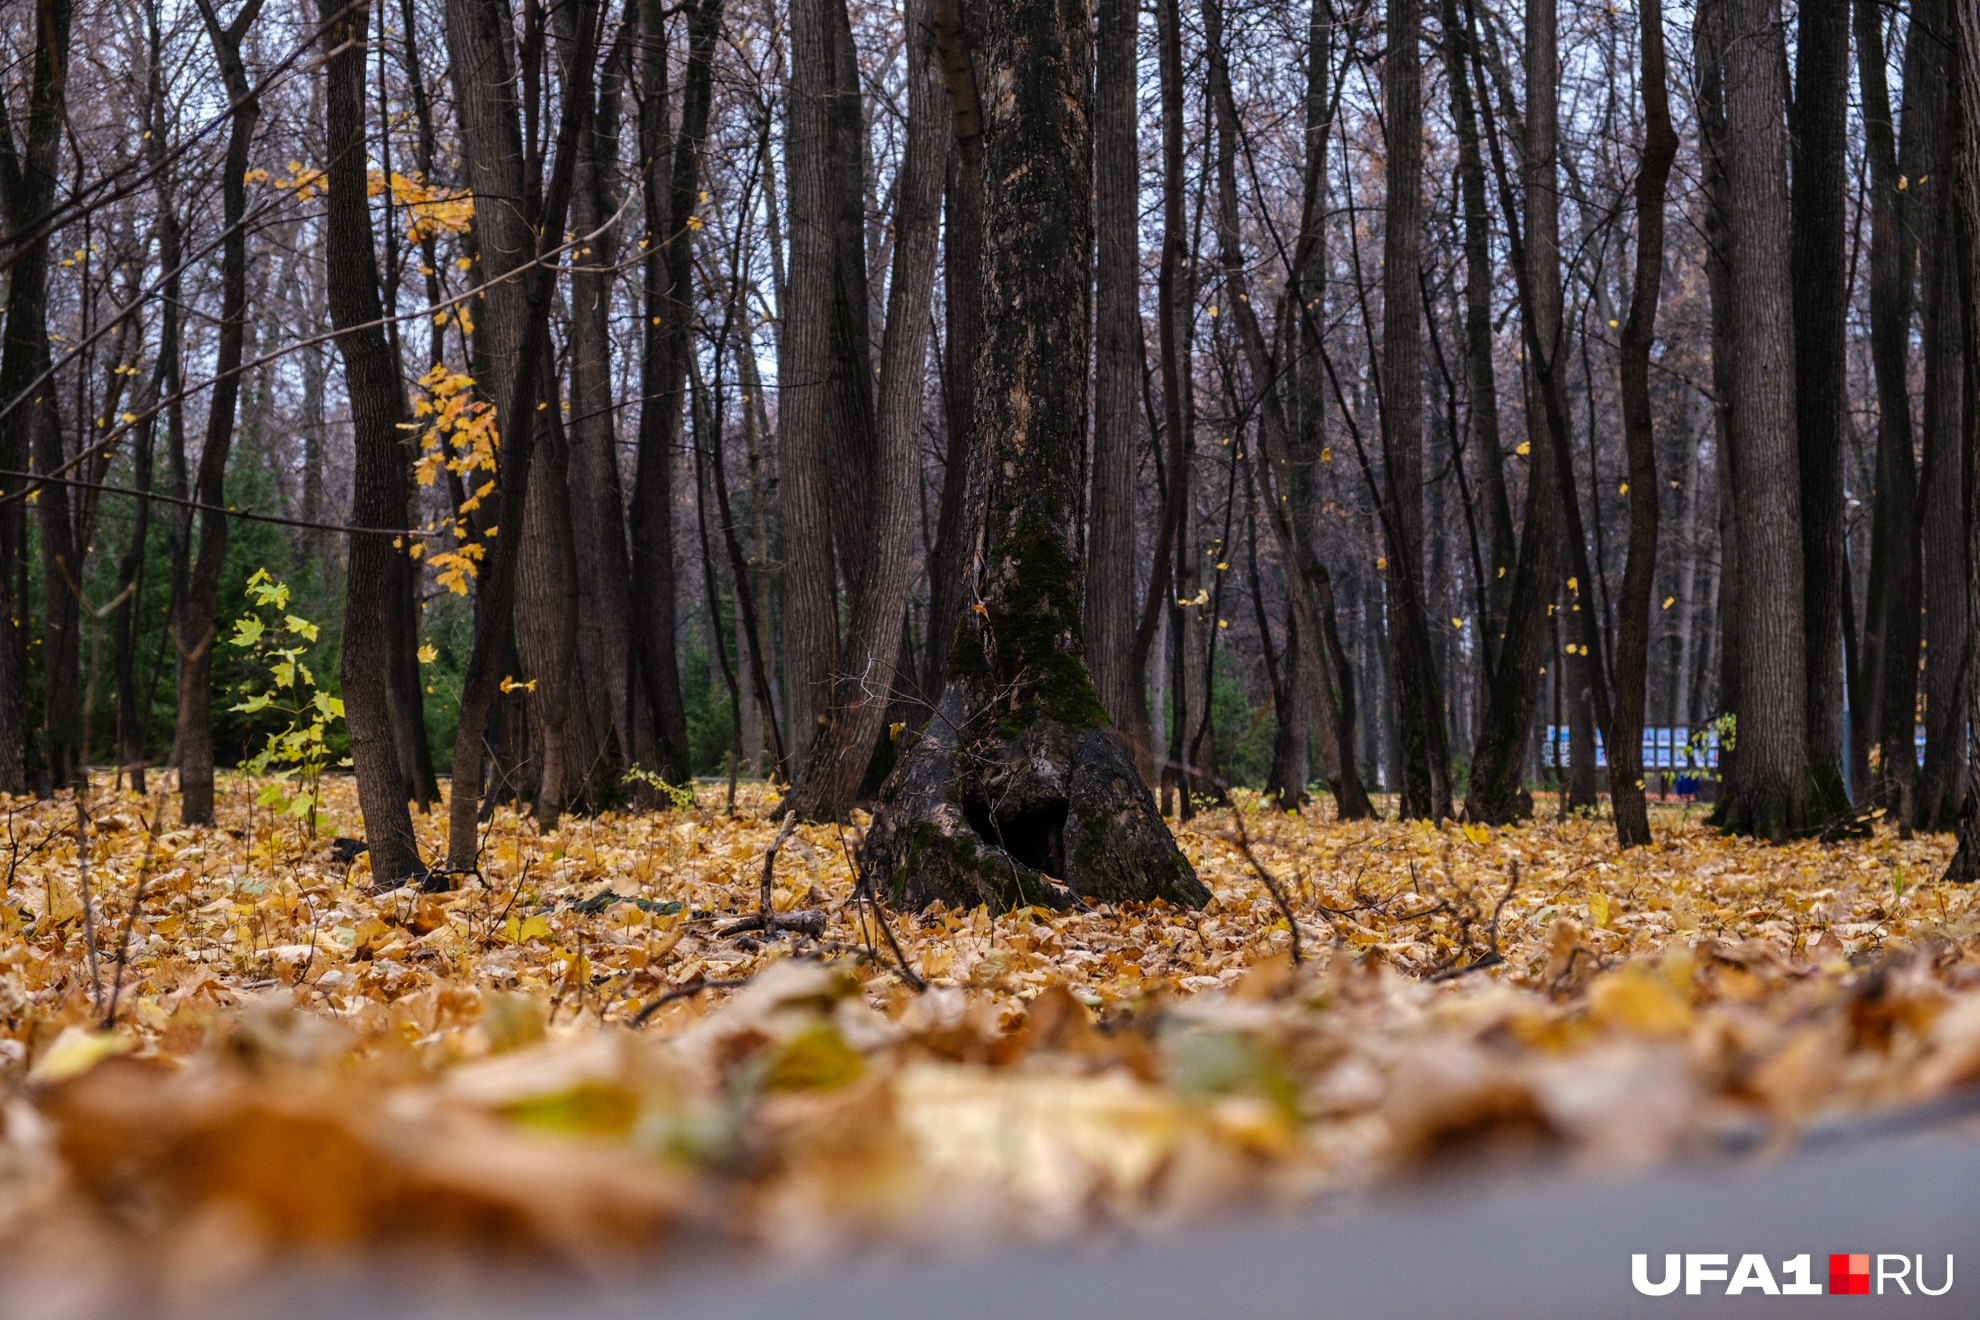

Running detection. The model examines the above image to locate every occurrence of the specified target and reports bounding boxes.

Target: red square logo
[1828,1254,1870,1295]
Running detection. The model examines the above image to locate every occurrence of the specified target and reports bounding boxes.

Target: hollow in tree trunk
[863,0,1206,912]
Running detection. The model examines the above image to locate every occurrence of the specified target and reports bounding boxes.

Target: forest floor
[3,778,1980,1312]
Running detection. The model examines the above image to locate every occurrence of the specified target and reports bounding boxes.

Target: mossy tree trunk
[864,0,1206,913]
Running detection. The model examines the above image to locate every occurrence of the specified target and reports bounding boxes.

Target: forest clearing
[1,778,1978,1309]
[13,0,1980,1300]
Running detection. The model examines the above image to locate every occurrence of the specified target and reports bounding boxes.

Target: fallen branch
[630,975,750,1027]
[101,795,167,1028]
[719,811,829,941]
[1224,807,1303,966]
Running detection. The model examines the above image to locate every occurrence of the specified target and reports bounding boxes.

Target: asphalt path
[216,1117,1980,1320]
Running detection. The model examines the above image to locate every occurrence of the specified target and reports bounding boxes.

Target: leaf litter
[2,779,1980,1312]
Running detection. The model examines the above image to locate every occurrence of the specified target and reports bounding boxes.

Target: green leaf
[230,692,272,714]
[229,616,265,648]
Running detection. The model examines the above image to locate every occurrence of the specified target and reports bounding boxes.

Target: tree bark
[1940,0,1980,879]
[1915,18,1967,832]
[865,0,1205,912]
[1791,0,1853,826]
[319,0,424,885]
[1459,0,1566,826]
[1855,0,1924,827]
[780,0,943,821]
[1378,0,1454,821]
[1434,0,1513,674]
[177,0,265,824]
[629,0,708,789]
[920,0,986,714]
[1086,0,1146,776]
[0,0,73,794]
[1712,0,1808,839]
[441,0,598,868]
[1607,0,1677,848]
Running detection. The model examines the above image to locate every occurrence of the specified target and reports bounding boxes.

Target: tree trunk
[564,31,648,791]
[780,0,943,821]
[1459,0,1566,826]
[1435,0,1513,675]
[1940,0,1980,880]
[177,0,266,825]
[1855,0,1924,827]
[629,0,708,789]
[1916,27,1967,832]
[1378,0,1453,821]
[864,0,1206,912]
[0,0,74,794]
[1791,0,1853,826]
[441,0,597,868]
[1712,0,1808,839]
[779,0,866,786]
[1086,0,1146,774]
[1607,0,1677,849]
[319,0,423,885]
[921,1,986,713]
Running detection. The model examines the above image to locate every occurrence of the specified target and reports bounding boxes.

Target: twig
[483,858,529,950]
[852,808,926,990]
[76,790,103,1016]
[102,795,166,1028]
[1224,806,1303,965]
[719,811,831,940]
[630,975,750,1027]
[760,811,797,919]
[1426,861,1523,982]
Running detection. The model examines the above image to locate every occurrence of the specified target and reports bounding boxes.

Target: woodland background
[1,0,1979,858]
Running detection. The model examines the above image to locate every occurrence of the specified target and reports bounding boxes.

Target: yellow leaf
[417,644,438,664]
[1516,442,1531,455]
[1375,557,1388,570]
[1589,963,1693,1035]
[1663,596,1675,610]
[28,1026,133,1083]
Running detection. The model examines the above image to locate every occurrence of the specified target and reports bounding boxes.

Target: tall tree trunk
[1378,0,1453,820]
[629,0,707,789]
[1916,23,1968,832]
[1136,0,1190,797]
[1940,0,1980,879]
[1792,0,1853,826]
[781,0,943,821]
[1459,0,1566,825]
[441,0,598,868]
[779,0,870,787]
[1435,0,1513,672]
[0,0,74,793]
[1086,0,1146,774]
[1713,0,1808,838]
[1855,0,1924,827]
[865,0,1205,913]
[177,0,266,824]
[1607,0,1677,848]
[319,0,423,885]
[921,0,986,714]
